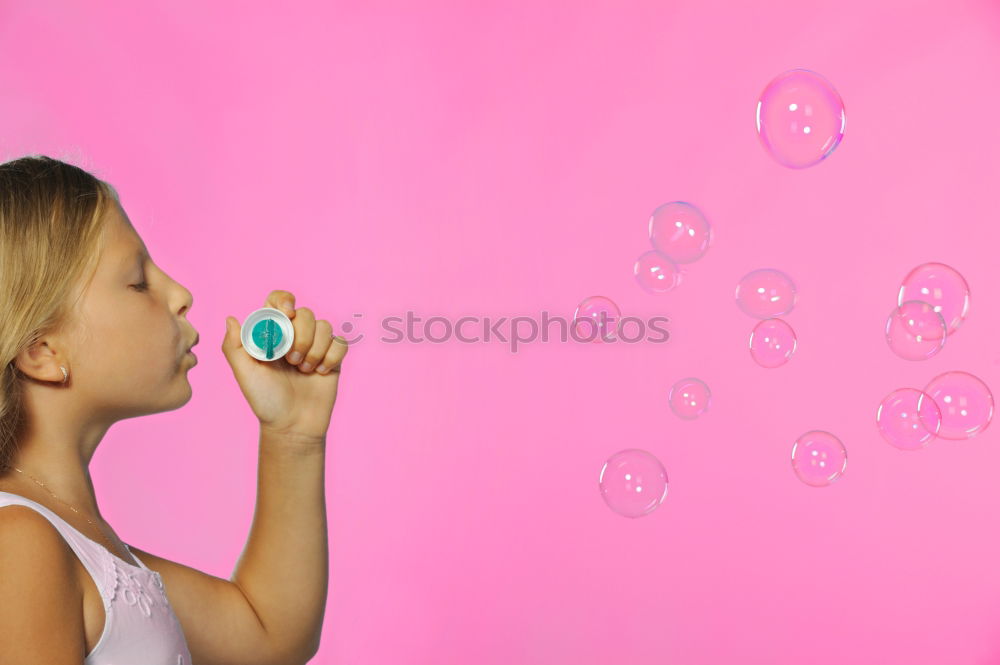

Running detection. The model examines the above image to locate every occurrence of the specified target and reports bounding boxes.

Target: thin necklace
[3,466,128,560]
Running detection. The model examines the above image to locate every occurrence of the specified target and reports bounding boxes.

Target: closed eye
[130,281,150,292]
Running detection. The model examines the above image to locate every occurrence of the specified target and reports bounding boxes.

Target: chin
[166,378,195,410]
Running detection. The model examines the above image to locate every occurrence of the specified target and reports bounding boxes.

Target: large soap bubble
[598,449,669,518]
[756,68,846,169]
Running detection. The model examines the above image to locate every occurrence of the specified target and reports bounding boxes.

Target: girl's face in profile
[64,201,200,418]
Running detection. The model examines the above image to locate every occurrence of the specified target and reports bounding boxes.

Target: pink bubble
[648,201,712,264]
[668,377,712,420]
[735,268,797,318]
[634,249,681,294]
[791,430,847,487]
[897,263,970,339]
[921,371,994,440]
[749,318,797,368]
[756,68,846,169]
[875,388,942,451]
[573,296,621,343]
[598,449,669,518]
[884,300,948,361]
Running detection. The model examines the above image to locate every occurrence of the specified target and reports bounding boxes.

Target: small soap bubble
[791,430,847,487]
[598,449,669,518]
[668,377,712,420]
[749,318,797,368]
[756,68,846,169]
[875,388,942,451]
[648,201,712,264]
[573,296,621,343]
[921,371,994,440]
[898,263,970,339]
[634,249,681,294]
[735,268,797,318]
[884,300,948,360]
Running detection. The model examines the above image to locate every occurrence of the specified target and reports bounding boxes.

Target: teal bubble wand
[241,308,294,362]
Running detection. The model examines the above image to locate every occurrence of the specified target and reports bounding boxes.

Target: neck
[4,383,113,521]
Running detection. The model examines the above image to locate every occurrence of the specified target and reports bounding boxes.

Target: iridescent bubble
[898,263,970,339]
[634,249,681,294]
[791,430,847,487]
[756,68,846,169]
[884,300,948,360]
[749,318,797,368]
[735,268,797,318]
[598,449,669,518]
[648,201,712,264]
[668,377,712,420]
[573,296,621,343]
[875,388,942,451]
[922,371,994,440]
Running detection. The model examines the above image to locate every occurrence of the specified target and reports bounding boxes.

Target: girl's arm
[231,427,329,661]
[129,427,328,665]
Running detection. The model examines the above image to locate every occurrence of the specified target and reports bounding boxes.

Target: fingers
[316,335,350,374]
[263,292,349,373]
[266,290,296,318]
[285,307,316,367]
[295,319,334,372]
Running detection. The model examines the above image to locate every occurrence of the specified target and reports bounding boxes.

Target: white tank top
[0,491,192,664]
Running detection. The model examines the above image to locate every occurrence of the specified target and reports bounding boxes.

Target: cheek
[96,317,177,368]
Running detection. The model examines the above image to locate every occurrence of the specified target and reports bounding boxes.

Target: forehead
[104,204,148,261]
[71,203,148,310]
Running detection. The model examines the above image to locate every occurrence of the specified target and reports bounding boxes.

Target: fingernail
[300,361,312,371]
[288,351,302,363]
[316,365,328,373]
[282,301,294,312]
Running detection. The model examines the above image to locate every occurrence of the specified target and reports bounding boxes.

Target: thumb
[223,316,241,352]
[222,317,254,379]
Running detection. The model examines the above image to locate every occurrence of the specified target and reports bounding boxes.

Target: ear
[12,339,65,384]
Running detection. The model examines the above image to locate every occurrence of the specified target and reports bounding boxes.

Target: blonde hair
[0,154,120,471]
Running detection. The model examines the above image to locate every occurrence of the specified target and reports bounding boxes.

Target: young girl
[0,155,349,664]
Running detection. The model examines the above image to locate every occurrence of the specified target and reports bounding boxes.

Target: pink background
[4,0,1000,663]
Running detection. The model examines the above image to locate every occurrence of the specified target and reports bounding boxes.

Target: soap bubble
[749,318,797,368]
[634,249,681,294]
[921,371,994,440]
[884,300,948,360]
[598,449,669,518]
[735,268,797,318]
[648,201,712,264]
[668,377,712,419]
[898,263,970,339]
[875,388,942,451]
[756,68,846,169]
[573,296,621,343]
[791,430,847,487]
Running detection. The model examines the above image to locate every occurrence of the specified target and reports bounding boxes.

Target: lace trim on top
[87,546,175,661]
[102,549,167,617]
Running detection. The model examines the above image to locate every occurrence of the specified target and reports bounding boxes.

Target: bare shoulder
[0,504,86,663]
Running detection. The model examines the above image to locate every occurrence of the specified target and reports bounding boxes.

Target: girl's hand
[221,290,350,442]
